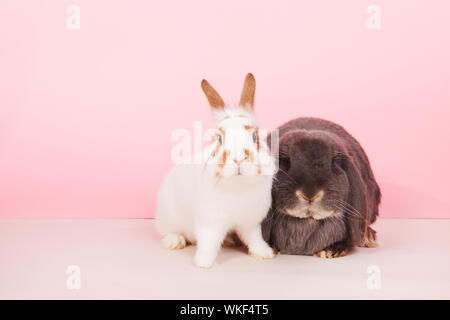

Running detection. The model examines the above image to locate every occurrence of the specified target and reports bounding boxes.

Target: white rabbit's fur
[156,104,276,268]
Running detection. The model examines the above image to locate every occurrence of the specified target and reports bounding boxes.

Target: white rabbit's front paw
[161,233,187,250]
[249,243,274,260]
[193,252,216,269]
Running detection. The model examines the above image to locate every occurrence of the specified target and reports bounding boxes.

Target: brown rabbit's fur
[262,117,381,257]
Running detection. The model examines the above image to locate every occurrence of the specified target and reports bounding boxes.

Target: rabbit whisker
[337,199,363,215]
[277,168,297,184]
[334,201,365,220]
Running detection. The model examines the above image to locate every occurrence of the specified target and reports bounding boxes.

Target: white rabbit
[155,73,276,268]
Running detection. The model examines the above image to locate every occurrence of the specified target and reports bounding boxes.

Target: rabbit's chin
[284,205,342,220]
[218,172,273,188]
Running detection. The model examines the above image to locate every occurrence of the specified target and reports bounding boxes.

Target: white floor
[0,219,449,299]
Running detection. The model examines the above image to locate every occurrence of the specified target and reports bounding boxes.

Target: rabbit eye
[252,131,257,143]
[217,135,223,145]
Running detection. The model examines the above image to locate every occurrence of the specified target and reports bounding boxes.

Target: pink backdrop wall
[1,1,449,218]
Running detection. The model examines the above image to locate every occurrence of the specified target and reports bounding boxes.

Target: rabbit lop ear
[239,73,256,110]
[201,79,225,109]
[343,155,369,246]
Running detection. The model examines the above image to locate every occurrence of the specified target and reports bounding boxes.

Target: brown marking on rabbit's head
[244,149,255,163]
[218,150,230,169]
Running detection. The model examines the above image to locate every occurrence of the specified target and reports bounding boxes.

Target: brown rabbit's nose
[296,190,324,204]
[233,159,243,166]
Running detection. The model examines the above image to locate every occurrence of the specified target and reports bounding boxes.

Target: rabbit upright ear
[343,156,369,246]
[239,73,256,110]
[201,79,225,109]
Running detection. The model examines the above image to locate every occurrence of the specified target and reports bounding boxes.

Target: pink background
[1,1,449,218]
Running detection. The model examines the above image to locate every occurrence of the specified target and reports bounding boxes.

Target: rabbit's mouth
[284,205,340,220]
[219,161,275,178]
